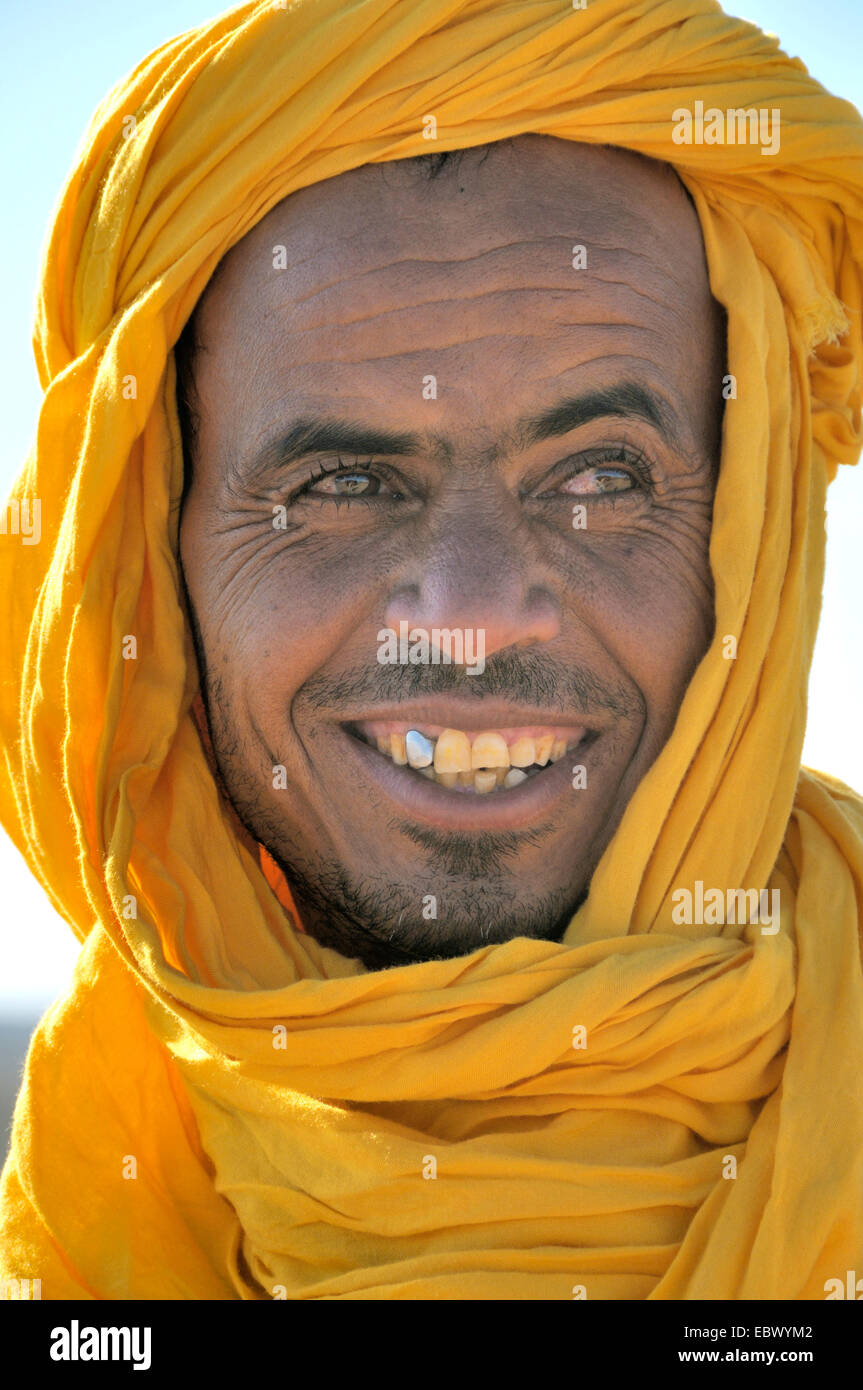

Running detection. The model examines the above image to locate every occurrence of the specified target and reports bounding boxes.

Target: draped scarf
[1,0,862,1300]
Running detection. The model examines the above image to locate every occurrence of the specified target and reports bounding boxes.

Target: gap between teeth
[373,728,575,792]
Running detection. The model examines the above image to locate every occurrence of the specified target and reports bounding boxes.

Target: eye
[295,459,406,502]
[310,471,381,497]
[535,446,653,499]
[561,466,634,495]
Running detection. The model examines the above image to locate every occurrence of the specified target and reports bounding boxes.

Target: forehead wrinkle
[269,297,673,352]
[265,283,592,334]
[280,314,664,371]
[559,278,708,344]
[255,254,710,366]
[277,243,574,311]
[242,311,669,411]
[212,139,708,326]
[259,275,688,360]
[277,229,646,285]
[270,236,696,322]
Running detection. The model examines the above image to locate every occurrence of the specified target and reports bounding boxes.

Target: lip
[334,698,605,735]
[338,722,597,831]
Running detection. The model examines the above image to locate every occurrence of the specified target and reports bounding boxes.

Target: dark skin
[178,134,725,970]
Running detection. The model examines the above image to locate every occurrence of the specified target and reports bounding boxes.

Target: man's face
[179,135,725,969]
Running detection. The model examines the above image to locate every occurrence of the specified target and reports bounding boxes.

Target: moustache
[300,647,640,721]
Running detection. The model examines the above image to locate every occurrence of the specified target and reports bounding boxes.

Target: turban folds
[1,0,863,1299]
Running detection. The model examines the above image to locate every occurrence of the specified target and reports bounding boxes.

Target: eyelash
[294,457,403,503]
[533,445,654,497]
[289,446,655,504]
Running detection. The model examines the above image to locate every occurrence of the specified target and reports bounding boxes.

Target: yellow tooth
[504,767,528,789]
[474,770,498,794]
[471,731,510,769]
[437,771,460,788]
[495,767,507,786]
[550,738,568,762]
[459,770,474,786]
[534,734,554,766]
[508,736,536,768]
[376,735,390,754]
[434,728,472,774]
[390,733,407,765]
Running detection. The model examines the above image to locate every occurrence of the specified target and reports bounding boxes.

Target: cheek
[180,499,388,713]
[624,565,713,708]
[567,522,714,712]
[179,499,297,702]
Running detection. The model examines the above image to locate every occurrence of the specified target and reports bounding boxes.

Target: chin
[285,857,583,968]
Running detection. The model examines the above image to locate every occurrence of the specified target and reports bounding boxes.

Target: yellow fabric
[2,0,863,1301]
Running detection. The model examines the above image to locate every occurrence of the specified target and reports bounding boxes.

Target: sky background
[1,0,861,1019]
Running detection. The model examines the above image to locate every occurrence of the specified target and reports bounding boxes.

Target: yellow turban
[2,0,862,1301]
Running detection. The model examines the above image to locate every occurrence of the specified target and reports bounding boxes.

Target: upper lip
[339,699,601,733]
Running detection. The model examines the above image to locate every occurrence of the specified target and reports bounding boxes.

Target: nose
[383,509,561,663]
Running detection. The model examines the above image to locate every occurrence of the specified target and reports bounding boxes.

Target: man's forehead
[200,136,709,330]
[188,137,721,471]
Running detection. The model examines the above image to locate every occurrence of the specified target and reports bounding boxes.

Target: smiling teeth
[471,731,510,769]
[535,734,553,766]
[372,727,581,792]
[405,730,434,768]
[390,732,408,765]
[434,729,472,773]
[509,737,536,768]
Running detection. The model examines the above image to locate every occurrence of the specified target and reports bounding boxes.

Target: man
[176,136,725,970]
[1,0,862,1302]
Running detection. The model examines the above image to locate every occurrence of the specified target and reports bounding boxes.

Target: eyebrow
[234,381,682,484]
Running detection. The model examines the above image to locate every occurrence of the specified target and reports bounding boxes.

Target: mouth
[335,709,602,832]
[346,720,590,794]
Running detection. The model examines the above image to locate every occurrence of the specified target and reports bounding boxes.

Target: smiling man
[1,0,863,1305]
[178,138,724,968]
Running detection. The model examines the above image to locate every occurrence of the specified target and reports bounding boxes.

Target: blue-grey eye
[312,471,378,495]
[561,466,635,495]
